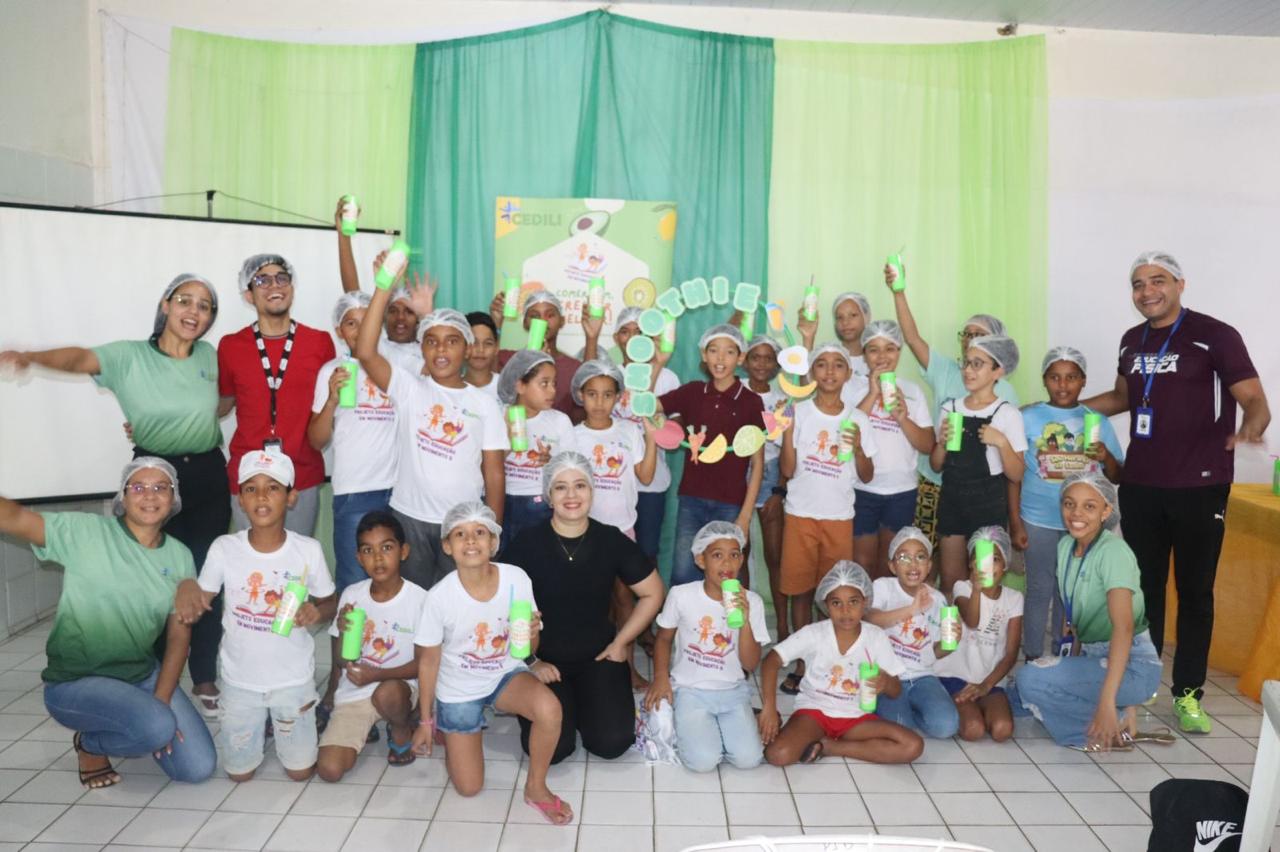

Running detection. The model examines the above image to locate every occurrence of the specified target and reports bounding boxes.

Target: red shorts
[792,708,878,740]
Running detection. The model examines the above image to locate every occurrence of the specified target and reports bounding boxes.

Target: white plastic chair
[1241,679,1280,852]
[681,834,994,852]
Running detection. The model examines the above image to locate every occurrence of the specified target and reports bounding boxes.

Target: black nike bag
[1148,778,1257,852]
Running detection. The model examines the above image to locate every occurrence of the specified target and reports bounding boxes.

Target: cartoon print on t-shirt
[681,612,735,670]
[814,660,864,704]
[415,400,479,458]
[246,571,265,606]
[888,613,931,664]
[461,619,511,670]
[1034,421,1100,481]
[231,568,304,632]
[509,437,556,471]
[801,427,846,476]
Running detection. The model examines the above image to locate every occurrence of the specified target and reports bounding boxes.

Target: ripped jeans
[1012,630,1163,747]
[219,682,318,775]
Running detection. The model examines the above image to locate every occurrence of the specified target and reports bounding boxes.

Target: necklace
[554,529,587,562]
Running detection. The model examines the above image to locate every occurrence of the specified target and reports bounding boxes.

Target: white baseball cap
[238,450,295,487]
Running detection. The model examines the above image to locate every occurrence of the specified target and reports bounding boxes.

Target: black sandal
[386,722,415,767]
[800,741,824,764]
[780,672,803,695]
[73,732,120,790]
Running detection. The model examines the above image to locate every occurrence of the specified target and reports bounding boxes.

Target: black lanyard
[1136,308,1185,407]
[252,321,296,435]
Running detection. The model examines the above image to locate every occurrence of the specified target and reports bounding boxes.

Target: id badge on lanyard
[1133,309,1184,440]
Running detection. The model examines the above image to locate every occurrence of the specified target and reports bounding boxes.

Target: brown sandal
[73,732,121,790]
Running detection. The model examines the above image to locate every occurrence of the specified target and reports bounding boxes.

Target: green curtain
[768,36,1048,402]
[163,29,414,231]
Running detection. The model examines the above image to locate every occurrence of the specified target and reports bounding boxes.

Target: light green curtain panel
[769,36,1048,401]
[163,29,414,231]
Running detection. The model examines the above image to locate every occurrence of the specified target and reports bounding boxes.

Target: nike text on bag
[1148,779,1250,852]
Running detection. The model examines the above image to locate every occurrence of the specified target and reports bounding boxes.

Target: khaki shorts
[780,514,853,595]
[318,681,419,752]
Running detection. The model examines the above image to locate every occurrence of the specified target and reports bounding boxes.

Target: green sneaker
[1173,689,1212,734]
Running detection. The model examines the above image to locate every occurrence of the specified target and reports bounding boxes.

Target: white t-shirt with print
[570,420,646,533]
[871,577,944,680]
[749,384,786,465]
[414,563,536,703]
[312,358,397,495]
[842,375,933,496]
[784,401,879,521]
[935,398,1028,477]
[470,375,500,401]
[386,365,508,523]
[614,366,679,494]
[772,620,903,718]
[327,578,429,704]
[656,581,771,691]
[933,581,1024,685]
[380,337,424,374]
[504,408,574,498]
[198,531,336,692]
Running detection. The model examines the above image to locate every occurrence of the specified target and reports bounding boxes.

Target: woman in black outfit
[510,451,665,763]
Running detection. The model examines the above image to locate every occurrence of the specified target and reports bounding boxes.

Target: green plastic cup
[660,313,677,353]
[838,419,856,462]
[802,284,819,322]
[503,277,520,319]
[271,580,309,637]
[1273,458,1279,496]
[975,538,996,588]
[946,411,963,452]
[887,253,905,292]
[1082,411,1102,451]
[721,579,744,629]
[859,661,879,712]
[507,405,529,452]
[341,607,367,661]
[509,599,533,659]
[337,360,359,409]
[588,277,605,318]
[340,195,358,236]
[879,371,897,411]
[738,309,755,341]
[375,241,409,290]
[526,318,547,351]
[940,606,960,651]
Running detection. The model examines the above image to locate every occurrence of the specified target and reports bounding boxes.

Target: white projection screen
[0,204,398,501]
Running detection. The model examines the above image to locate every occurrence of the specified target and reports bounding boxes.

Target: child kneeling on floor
[644,521,770,772]
[760,562,922,765]
[317,511,428,780]
[413,501,572,826]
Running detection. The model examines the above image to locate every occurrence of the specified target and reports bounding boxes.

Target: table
[1240,680,1278,852]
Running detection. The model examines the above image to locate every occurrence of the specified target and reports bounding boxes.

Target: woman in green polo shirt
[1012,471,1163,750]
[0,274,229,716]
[0,458,216,788]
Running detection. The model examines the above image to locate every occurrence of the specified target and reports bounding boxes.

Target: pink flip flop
[525,794,574,826]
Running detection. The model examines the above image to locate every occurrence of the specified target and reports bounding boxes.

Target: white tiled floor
[1,620,1276,852]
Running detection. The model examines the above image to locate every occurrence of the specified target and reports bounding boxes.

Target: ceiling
[563,0,1280,37]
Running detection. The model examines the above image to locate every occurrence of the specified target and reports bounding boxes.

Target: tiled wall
[0,145,95,207]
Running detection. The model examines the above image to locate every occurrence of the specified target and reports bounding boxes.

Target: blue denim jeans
[634,491,668,561]
[1022,522,1067,659]
[671,496,741,586]
[674,681,763,772]
[332,488,393,593]
[43,666,216,783]
[1013,630,1163,747]
[874,675,960,738]
[502,494,553,557]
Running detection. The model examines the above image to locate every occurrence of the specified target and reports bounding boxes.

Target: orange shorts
[780,515,853,595]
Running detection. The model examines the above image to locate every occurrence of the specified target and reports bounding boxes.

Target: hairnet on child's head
[153,274,218,339]
[542,450,594,501]
[1130,250,1183,282]
[698,323,746,353]
[809,342,851,370]
[442,500,503,540]
[113,456,181,519]
[964,313,1007,337]
[967,526,1013,562]
[861,319,904,348]
[523,290,564,316]
[832,292,872,321]
[497,349,554,405]
[747,335,781,355]
[416,308,475,345]
[238,254,295,294]
[1041,345,1087,377]
[691,521,746,557]
[331,291,371,331]
[389,287,414,308]
[1061,471,1121,530]
[614,306,645,332]
[815,561,874,613]
[969,334,1020,377]
[888,526,933,560]
[570,358,624,406]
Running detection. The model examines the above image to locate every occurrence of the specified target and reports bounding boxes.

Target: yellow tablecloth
[1162,484,1280,700]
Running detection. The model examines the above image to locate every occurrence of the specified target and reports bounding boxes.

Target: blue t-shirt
[1019,403,1125,530]
[917,355,1019,485]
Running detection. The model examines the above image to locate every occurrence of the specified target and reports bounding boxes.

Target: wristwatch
[771,486,787,497]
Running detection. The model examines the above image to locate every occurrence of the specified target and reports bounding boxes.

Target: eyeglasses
[962,357,993,371]
[894,552,931,564]
[251,272,293,289]
[171,293,214,313]
[125,482,174,495]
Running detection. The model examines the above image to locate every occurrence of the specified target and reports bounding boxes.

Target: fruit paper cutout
[638,308,666,336]
[778,371,817,399]
[732,425,766,458]
[763,301,786,334]
[622,277,657,308]
[654,418,685,449]
[680,278,711,309]
[762,401,795,441]
[626,335,655,363]
[655,288,685,318]
[711,276,731,305]
[778,345,810,375]
[686,425,708,464]
[631,391,657,418]
[733,282,761,314]
[624,362,653,392]
[698,433,729,464]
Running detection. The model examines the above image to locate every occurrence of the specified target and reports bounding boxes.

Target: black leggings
[519,658,634,764]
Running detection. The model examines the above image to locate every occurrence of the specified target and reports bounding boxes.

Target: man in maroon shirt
[1086,250,1269,734]
[217,254,336,535]
[490,289,593,420]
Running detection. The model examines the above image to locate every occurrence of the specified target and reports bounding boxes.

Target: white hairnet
[331,291,371,330]
[888,526,933,560]
[964,314,1007,337]
[542,450,594,501]
[698,323,746,352]
[815,561,874,613]
[153,274,218,339]
[809,342,851,370]
[691,521,746,557]
[442,500,503,540]
[523,289,564,316]
[746,335,781,355]
[1041,345,1087,377]
[389,287,414,307]
[969,334,1020,376]
[614,306,645,331]
[832,292,871,321]
[238,253,295,294]
[113,456,181,519]
[1061,471,1121,530]
[416,308,475,345]
[571,358,624,406]
[1130,250,1183,282]
[966,526,1012,562]
[497,349,554,405]
[861,319,904,348]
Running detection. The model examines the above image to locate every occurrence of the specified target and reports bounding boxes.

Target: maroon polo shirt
[659,379,766,505]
